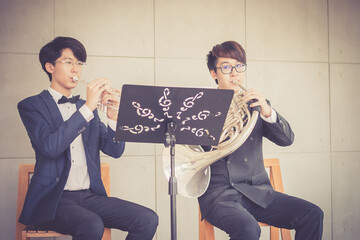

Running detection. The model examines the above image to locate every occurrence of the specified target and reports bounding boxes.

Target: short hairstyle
[207,41,246,84]
[39,36,87,81]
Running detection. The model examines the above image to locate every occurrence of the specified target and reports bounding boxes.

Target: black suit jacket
[17,90,125,225]
[198,110,294,220]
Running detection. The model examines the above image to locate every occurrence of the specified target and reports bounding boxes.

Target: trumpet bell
[162,145,211,198]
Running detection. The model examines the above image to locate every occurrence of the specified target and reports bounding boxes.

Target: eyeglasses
[54,60,86,67]
[216,64,247,74]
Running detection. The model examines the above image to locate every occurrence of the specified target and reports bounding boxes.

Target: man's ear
[45,63,55,74]
[210,69,217,80]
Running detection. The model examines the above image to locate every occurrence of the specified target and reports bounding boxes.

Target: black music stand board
[115,84,233,240]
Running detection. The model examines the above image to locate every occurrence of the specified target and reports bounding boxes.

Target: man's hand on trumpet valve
[84,78,111,111]
[242,88,272,118]
[101,89,120,121]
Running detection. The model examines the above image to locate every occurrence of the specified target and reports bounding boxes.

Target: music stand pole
[115,84,234,240]
[165,122,177,240]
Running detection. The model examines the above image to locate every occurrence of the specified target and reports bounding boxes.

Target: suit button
[250,137,254,141]
[78,127,85,134]
[56,178,60,182]
[231,182,235,186]
[244,158,248,162]
[227,160,231,165]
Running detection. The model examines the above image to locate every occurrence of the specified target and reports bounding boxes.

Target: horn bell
[162,88,259,198]
[162,145,211,198]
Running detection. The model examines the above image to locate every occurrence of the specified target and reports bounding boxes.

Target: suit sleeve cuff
[260,107,277,123]
[79,105,94,122]
[107,118,117,131]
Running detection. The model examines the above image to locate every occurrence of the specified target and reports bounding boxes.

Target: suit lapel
[39,90,90,141]
[76,100,90,143]
[39,90,64,130]
[39,90,72,164]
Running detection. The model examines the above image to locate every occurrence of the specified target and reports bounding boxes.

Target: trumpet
[72,76,121,111]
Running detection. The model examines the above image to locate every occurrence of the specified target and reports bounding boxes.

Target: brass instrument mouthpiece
[72,76,79,82]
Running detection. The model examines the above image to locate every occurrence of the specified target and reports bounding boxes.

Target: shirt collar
[48,87,73,104]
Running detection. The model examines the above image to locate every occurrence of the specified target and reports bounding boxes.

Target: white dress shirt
[48,87,116,190]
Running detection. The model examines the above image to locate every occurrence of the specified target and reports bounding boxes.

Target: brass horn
[162,84,259,198]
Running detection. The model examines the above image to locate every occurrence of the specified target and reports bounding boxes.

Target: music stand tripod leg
[165,122,178,240]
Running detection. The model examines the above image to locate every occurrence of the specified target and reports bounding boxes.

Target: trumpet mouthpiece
[72,76,79,82]
[232,80,238,84]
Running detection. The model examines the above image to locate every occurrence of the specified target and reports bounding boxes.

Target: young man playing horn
[17,36,158,240]
[198,41,323,240]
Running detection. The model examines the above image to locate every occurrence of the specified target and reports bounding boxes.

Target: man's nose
[230,67,238,75]
[71,63,80,71]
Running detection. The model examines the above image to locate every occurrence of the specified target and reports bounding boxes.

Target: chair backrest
[199,158,292,240]
[15,163,110,240]
[263,158,285,193]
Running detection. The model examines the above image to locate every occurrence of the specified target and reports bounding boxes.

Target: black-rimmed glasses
[55,60,86,67]
[216,64,247,74]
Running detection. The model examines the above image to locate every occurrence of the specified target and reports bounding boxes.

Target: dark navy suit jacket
[198,110,294,220]
[17,90,125,225]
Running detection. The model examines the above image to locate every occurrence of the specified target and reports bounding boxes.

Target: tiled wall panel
[248,61,330,153]
[0,0,54,54]
[155,0,246,59]
[0,54,48,158]
[55,0,154,57]
[155,58,213,88]
[329,0,360,63]
[330,64,360,152]
[332,152,360,240]
[246,0,328,62]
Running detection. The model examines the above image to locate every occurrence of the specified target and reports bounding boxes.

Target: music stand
[115,84,233,240]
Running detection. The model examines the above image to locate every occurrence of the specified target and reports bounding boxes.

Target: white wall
[0,0,359,239]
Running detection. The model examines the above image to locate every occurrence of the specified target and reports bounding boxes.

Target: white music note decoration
[120,87,222,139]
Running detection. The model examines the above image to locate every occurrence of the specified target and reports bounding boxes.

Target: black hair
[207,41,246,84]
[39,36,87,81]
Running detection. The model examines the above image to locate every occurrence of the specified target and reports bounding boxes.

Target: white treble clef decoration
[132,102,164,123]
[177,92,204,119]
[120,87,221,141]
[159,88,173,118]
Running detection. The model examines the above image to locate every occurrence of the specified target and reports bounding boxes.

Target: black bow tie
[58,95,80,104]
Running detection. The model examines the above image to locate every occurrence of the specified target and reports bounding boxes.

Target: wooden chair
[199,158,292,240]
[16,163,111,240]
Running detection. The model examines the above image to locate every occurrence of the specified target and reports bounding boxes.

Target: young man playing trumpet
[198,41,323,240]
[17,36,158,240]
